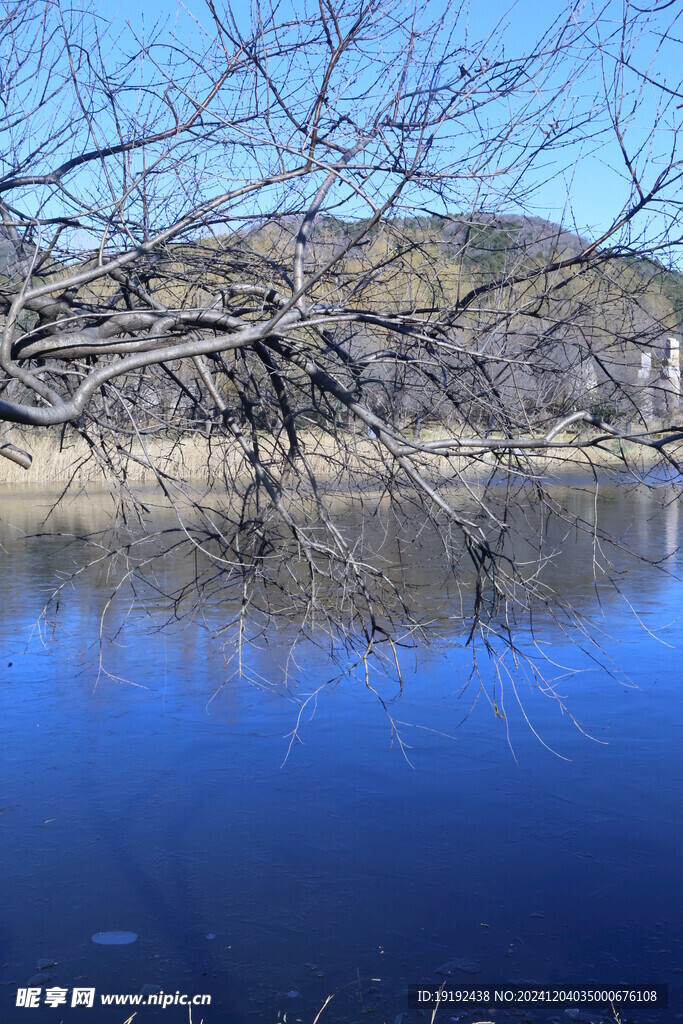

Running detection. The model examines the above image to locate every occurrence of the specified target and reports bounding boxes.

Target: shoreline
[0,426,680,489]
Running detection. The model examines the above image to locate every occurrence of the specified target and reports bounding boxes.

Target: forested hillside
[2,213,681,445]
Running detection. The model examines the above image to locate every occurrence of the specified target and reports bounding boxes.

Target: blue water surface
[0,485,681,1023]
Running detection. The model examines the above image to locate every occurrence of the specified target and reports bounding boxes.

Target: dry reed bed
[0,429,388,487]
[0,427,678,489]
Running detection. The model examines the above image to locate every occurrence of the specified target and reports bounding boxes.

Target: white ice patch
[92,931,138,945]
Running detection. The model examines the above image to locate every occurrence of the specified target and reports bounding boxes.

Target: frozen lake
[0,484,681,1023]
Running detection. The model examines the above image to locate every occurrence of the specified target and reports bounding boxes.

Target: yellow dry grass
[0,425,677,488]
[0,427,382,487]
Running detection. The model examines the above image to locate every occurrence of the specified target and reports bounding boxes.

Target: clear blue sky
[95,0,682,255]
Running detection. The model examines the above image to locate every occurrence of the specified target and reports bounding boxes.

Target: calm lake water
[0,484,681,1023]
